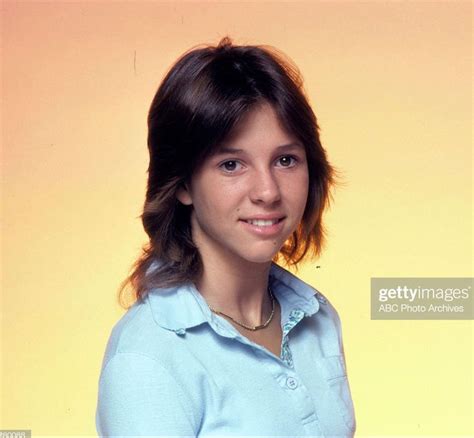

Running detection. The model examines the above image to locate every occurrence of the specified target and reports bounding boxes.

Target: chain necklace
[208,285,275,331]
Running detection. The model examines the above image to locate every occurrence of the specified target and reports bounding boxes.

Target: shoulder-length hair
[119,37,338,307]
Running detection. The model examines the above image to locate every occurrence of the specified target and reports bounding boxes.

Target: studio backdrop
[2,1,472,437]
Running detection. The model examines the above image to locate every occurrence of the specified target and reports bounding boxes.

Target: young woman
[96,37,356,437]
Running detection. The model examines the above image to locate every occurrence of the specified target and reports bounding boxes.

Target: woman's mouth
[244,218,282,227]
[239,217,286,236]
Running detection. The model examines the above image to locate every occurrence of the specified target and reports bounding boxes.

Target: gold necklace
[208,285,275,331]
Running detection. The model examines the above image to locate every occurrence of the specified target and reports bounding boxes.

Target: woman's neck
[195,253,274,327]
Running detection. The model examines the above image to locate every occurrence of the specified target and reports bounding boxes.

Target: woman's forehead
[212,104,299,151]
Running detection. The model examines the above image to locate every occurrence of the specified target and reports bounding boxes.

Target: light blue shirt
[96,262,356,437]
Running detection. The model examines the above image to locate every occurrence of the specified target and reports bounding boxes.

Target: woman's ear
[176,183,193,206]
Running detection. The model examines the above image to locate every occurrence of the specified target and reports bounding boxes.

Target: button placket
[280,309,305,368]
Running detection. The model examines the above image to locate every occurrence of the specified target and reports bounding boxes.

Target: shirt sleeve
[96,352,198,437]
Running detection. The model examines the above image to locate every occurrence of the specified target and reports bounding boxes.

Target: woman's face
[177,102,309,266]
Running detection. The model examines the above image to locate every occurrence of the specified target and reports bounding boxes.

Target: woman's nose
[249,170,282,205]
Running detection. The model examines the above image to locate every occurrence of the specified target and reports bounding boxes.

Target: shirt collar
[147,261,321,335]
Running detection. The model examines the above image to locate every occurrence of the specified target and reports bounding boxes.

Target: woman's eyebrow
[212,142,303,156]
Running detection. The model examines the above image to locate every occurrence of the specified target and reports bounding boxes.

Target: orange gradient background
[2,1,472,436]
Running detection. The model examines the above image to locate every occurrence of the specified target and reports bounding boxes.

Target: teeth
[246,219,280,226]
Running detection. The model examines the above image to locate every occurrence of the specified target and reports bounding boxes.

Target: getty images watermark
[371,277,473,319]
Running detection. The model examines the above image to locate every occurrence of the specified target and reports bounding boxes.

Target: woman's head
[120,36,336,305]
[175,101,310,271]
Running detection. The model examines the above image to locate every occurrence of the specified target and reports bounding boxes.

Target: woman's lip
[239,218,286,236]
[240,216,286,221]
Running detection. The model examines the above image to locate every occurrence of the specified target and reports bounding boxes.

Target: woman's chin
[238,249,281,265]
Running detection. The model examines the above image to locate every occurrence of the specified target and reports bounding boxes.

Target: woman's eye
[276,155,297,167]
[219,160,241,172]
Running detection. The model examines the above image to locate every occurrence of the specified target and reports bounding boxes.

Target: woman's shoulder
[270,262,341,319]
[270,263,345,349]
[96,294,202,435]
[99,293,178,370]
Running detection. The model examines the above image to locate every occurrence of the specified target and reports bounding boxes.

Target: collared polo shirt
[96,262,356,437]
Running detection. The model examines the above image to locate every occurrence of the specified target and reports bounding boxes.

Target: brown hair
[118,37,339,308]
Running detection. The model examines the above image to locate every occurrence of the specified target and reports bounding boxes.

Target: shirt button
[316,292,327,304]
[286,376,298,390]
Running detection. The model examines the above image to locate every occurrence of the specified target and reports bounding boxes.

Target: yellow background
[2,1,472,436]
